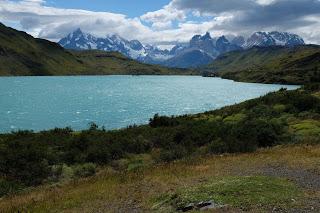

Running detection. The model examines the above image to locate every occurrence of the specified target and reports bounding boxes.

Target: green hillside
[71,50,194,75]
[203,45,320,84]
[0,23,194,76]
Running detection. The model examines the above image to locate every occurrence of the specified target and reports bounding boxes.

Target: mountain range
[0,23,192,76]
[0,21,314,81]
[59,30,305,68]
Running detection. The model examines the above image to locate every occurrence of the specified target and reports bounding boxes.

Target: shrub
[254,120,282,147]
[291,120,320,137]
[207,138,228,154]
[273,104,287,113]
[73,163,96,178]
[223,113,246,124]
[0,179,24,197]
[126,135,152,154]
[291,94,319,112]
[303,83,320,92]
[88,122,99,131]
[149,114,178,127]
[158,146,188,162]
[50,165,64,182]
[0,140,50,186]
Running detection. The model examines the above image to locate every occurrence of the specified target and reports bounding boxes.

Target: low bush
[0,179,24,197]
[207,138,228,154]
[149,114,179,127]
[73,163,96,178]
[0,139,50,186]
[158,146,188,162]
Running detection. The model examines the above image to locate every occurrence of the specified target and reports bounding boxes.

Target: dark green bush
[207,138,228,154]
[158,146,188,162]
[0,139,50,186]
[73,163,96,178]
[0,179,24,197]
[149,114,179,127]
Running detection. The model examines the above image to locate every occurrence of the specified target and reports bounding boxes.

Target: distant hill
[70,50,195,75]
[164,49,213,68]
[0,23,193,76]
[203,45,320,84]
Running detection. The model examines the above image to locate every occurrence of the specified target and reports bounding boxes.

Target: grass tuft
[155,176,302,211]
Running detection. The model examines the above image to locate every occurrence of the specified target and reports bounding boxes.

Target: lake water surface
[0,76,299,133]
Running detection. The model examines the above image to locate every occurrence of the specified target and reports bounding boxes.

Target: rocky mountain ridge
[59,30,305,68]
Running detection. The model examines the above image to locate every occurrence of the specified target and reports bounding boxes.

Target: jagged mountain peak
[216,36,242,54]
[129,40,144,50]
[191,32,212,42]
[59,29,306,68]
[73,28,83,34]
[59,28,97,50]
[68,28,92,39]
[217,36,229,43]
[108,34,124,41]
[254,31,268,36]
[201,32,212,40]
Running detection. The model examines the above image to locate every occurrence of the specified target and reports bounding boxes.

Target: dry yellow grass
[0,144,319,213]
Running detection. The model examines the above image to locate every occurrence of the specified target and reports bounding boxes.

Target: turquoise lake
[0,76,299,133]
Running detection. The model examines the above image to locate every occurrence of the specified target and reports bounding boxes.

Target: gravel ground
[258,165,320,190]
[233,163,320,213]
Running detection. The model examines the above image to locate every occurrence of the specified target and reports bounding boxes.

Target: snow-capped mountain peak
[59,29,306,68]
[244,31,304,48]
[59,28,174,63]
[59,28,98,50]
[268,31,305,46]
[245,31,275,48]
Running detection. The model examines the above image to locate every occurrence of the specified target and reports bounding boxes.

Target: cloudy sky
[1,0,320,47]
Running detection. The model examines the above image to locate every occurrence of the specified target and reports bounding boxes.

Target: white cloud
[140,4,186,30]
[0,0,152,41]
[169,0,320,44]
[0,0,222,45]
[0,0,319,45]
[255,0,277,5]
[151,21,173,30]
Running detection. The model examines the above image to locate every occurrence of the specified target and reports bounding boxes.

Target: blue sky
[1,0,320,45]
[44,0,171,17]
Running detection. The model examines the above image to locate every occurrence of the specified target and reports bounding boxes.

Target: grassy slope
[0,23,86,76]
[203,45,320,84]
[0,23,194,76]
[72,50,195,75]
[0,145,319,212]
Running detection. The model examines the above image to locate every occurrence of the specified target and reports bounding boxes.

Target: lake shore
[0,76,299,133]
